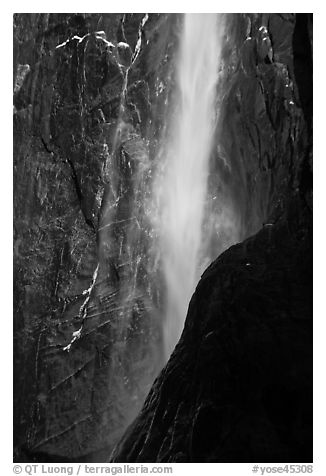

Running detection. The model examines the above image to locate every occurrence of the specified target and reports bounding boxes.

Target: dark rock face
[111,201,312,462]
[14,12,312,463]
[214,13,312,240]
[14,13,179,462]
[110,13,312,463]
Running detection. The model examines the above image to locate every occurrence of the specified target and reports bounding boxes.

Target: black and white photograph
[12,8,314,473]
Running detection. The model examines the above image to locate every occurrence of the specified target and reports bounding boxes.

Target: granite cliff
[13,13,312,462]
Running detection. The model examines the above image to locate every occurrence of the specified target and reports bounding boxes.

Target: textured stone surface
[14,13,179,462]
[111,199,312,462]
[110,13,313,463]
[14,13,312,462]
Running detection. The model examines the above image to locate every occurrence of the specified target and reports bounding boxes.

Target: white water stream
[153,14,226,359]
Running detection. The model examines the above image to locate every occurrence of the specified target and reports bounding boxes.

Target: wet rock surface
[14,13,312,462]
[110,13,312,463]
[111,199,312,462]
[14,13,179,462]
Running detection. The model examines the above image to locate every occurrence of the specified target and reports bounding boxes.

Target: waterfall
[153,14,226,359]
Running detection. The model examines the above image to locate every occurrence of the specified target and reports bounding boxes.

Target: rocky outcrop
[14,13,179,462]
[14,13,312,463]
[110,13,312,462]
[111,198,312,462]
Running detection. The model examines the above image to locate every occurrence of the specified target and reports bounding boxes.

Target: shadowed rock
[110,199,312,462]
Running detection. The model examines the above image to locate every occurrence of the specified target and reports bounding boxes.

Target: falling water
[153,14,226,359]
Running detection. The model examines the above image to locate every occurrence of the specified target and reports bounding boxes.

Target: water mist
[153,14,227,359]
